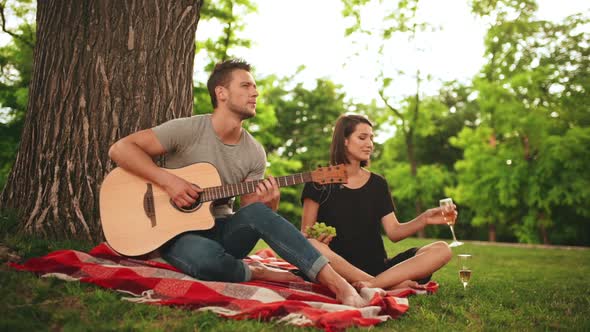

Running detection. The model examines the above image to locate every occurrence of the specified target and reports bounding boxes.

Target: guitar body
[100,163,221,256]
[100,162,347,256]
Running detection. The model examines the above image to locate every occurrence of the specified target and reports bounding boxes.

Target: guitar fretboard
[200,172,313,202]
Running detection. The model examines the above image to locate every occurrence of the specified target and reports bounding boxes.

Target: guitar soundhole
[170,197,202,213]
[169,183,203,213]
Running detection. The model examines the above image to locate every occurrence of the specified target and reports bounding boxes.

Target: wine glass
[440,197,463,247]
[458,254,472,290]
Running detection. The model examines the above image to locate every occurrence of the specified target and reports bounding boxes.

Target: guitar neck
[200,172,313,202]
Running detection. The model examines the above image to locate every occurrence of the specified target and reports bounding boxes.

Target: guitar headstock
[310,164,348,185]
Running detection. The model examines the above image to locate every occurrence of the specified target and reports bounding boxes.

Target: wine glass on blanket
[457,254,472,290]
[440,198,463,247]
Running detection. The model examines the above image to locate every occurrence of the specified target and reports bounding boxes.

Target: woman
[301,114,453,291]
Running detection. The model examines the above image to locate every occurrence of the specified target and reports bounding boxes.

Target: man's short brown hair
[207,59,252,108]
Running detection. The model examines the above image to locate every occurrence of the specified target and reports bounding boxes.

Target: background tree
[0,0,35,189]
[0,0,202,241]
[453,0,590,243]
[193,0,257,115]
[342,0,452,237]
[262,76,352,225]
[191,0,282,158]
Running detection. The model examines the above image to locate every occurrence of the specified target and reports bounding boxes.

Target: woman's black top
[301,172,395,276]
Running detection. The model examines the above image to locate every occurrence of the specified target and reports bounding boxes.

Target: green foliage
[0,0,35,189]
[341,0,457,240]
[453,0,590,243]
[266,78,346,170]
[192,0,257,115]
[197,0,257,71]
[371,92,467,237]
[256,75,363,224]
[265,153,303,225]
[450,126,524,228]
[470,0,538,21]
[526,127,590,219]
[341,0,372,36]
[244,74,281,149]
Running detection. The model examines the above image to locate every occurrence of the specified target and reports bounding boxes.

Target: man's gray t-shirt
[152,114,266,217]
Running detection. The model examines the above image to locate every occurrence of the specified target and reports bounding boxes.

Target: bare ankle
[316,265,367,308]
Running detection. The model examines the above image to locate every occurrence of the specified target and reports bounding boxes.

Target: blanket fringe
[41,272,81,282]
[118,289,160,303]
[276,313,313,326]
[197,306,241,316]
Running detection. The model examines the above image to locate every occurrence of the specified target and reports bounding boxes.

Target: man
[108,59,366,307]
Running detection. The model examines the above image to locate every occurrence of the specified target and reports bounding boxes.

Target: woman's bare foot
[248,261,304,283]
[386,280,426,291]
[352,280,387,298]
[352,280,373,290]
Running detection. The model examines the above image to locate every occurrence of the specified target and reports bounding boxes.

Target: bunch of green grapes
[306,222,337,239]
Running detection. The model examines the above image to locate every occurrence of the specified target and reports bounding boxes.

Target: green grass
[2,230,590,331]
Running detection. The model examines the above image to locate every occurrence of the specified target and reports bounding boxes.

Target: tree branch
[377,87,409,137]
[0,3,35,49]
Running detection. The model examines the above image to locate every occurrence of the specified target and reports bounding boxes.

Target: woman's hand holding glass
[440,198,463,247]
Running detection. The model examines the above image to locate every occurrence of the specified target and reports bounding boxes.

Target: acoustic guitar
[99,162,347,256]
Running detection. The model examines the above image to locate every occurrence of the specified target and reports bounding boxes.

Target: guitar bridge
[143,184,157,227]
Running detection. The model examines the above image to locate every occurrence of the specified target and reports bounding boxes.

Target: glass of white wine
[458,254,472,290]
[440,197,463,247]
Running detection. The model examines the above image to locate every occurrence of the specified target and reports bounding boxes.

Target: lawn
[1,229,589,331]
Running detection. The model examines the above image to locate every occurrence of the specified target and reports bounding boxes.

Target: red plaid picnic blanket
[9,243,438,331]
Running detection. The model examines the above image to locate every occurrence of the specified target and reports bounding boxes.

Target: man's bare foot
[249,261,303,283]
[331,280,369,307]
[316,265,368,308]
[339,288,368,308]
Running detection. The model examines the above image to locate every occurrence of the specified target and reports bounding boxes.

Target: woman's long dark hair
[330,114,373,167]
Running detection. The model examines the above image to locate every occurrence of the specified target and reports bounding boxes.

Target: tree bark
[539,212,550,245]
[488,224,496,242]
[0,0,202,241]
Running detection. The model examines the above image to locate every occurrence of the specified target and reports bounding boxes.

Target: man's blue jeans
[161,202,329,282]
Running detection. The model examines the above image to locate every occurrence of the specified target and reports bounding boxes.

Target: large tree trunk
[0,0,202,241]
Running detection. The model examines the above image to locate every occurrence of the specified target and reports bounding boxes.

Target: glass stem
[449,225,459,242]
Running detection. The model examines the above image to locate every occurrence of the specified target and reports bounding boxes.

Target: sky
[195,0,589,104]
[0,0,588,108]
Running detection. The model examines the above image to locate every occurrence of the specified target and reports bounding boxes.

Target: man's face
[220,69,259,120]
